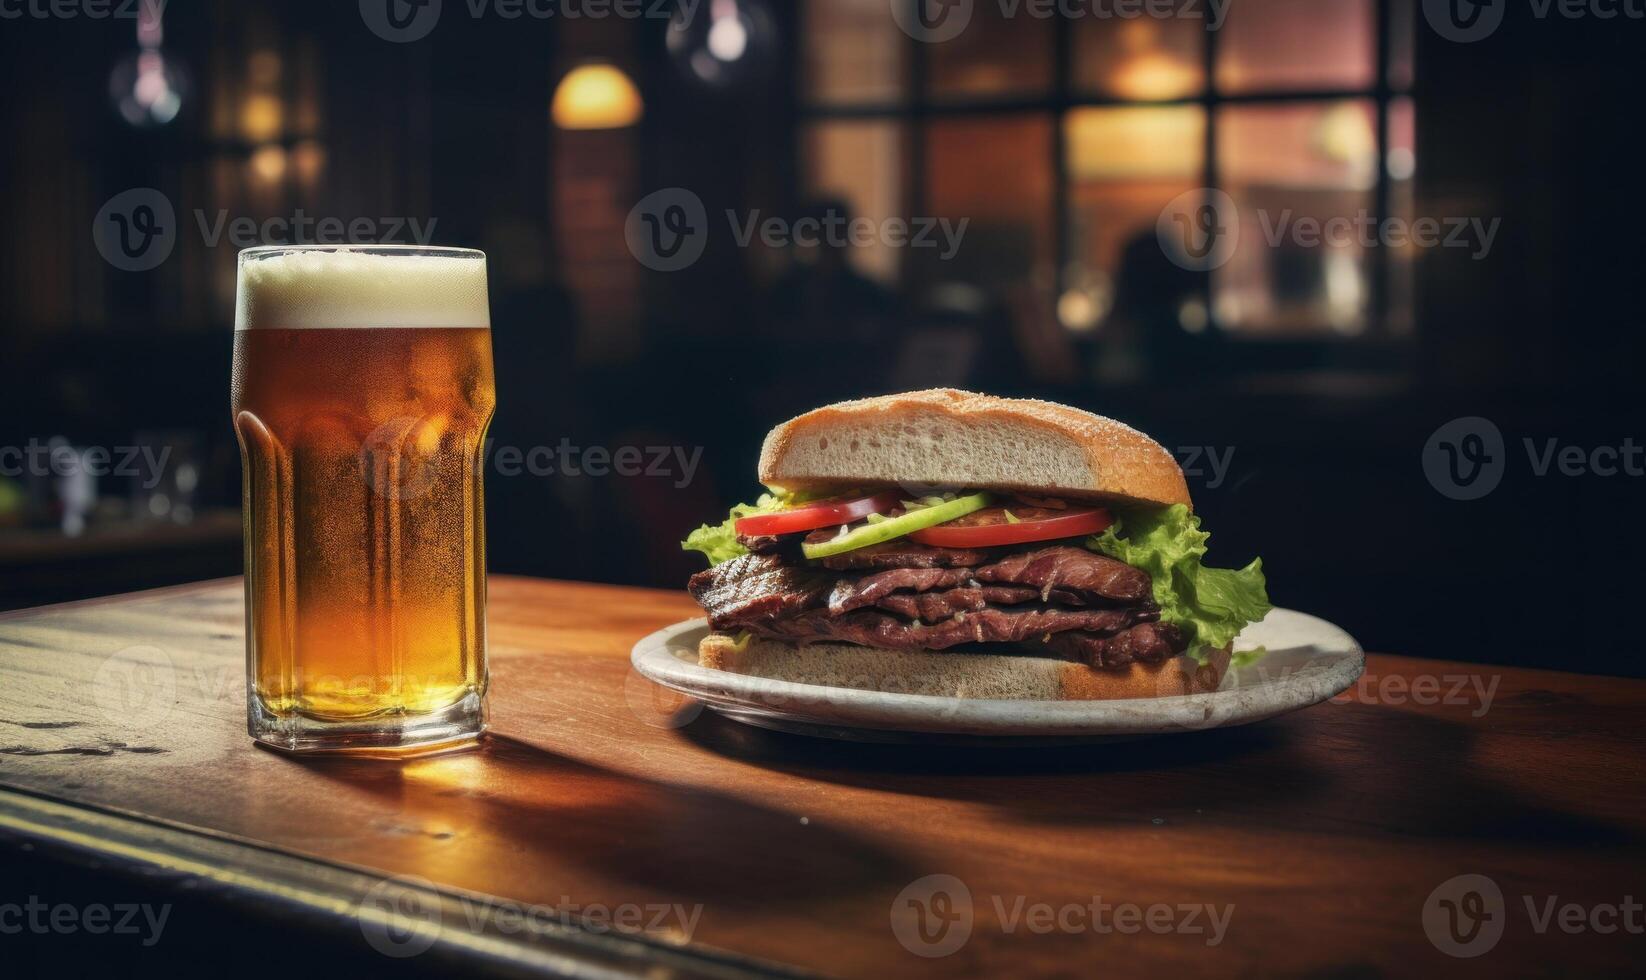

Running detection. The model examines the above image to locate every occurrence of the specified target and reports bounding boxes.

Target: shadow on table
[283,734,912,911]
[677,704,1643,845]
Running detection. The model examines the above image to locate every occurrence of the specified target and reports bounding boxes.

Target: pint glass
[232,246,495,752]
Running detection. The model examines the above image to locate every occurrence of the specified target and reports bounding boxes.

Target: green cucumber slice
[801,492,992,560]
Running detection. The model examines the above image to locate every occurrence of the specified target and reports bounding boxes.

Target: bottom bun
[698,634,1230,701]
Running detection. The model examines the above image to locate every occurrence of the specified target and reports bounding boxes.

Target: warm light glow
[240,92,283,142]
[1066,106,1204,180]
[1310,106,1376,172]
[1112,53,1200,101]
[249,145,286,184]
[551,63,643,130]
[291,139,326,184]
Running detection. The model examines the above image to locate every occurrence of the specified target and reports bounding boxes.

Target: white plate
[630,609,1364,743]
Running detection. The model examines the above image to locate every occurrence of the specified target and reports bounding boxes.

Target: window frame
[796,0,1416,348]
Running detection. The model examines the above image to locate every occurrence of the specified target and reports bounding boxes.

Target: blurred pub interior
[1,0,1643,674]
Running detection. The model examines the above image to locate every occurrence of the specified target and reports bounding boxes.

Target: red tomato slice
[907,506,1112,548]
[734,491,902,537]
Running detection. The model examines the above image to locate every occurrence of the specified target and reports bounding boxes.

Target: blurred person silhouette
[766,197,901,347]
[1100,228,1219,385]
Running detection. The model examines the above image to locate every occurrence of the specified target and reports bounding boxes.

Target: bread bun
[757,388,1190,509]
[699,633,1229,702]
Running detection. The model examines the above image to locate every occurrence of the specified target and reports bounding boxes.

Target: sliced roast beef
[687,554,830,631]
[690,536,1185,671]
[873,587,1152,623]
[826,566,972,614]
[748,604,1154,653]
[971,546,1151,603]
[828,547,1148,612]
[1043,622,1188,668]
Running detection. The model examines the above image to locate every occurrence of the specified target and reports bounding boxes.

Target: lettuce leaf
[1086,504,1271,662]
[681,489,835,566]
[681,494,788,566]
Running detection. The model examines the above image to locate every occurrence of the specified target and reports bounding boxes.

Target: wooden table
[2,578,1643,977]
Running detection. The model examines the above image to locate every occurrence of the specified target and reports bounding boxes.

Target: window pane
[1387,97,1416,333]
[1216,0,1375,93]
[924,116,1062,377]
[1215,101,1377,335]
[928,3,1053,100]
[803,0,905,105]
[802,120,906,283]
[1073,14,1205,100]
[1065,106,1206,334]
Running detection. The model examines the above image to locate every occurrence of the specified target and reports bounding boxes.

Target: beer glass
[232,246,495,753]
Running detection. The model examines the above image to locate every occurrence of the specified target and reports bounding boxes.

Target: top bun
[758,389,1190,509]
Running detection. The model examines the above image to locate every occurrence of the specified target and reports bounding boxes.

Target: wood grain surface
[2,577,1644,977]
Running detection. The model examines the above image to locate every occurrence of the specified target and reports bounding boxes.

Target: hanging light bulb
[108,0,187,127]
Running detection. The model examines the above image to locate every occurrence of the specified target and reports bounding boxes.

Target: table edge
[0,785,806,980]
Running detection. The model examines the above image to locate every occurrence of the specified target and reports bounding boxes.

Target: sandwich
[681,389,1271,700]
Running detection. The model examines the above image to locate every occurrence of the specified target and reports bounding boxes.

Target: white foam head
[235,246,490,330]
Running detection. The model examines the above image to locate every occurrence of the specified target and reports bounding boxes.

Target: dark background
[1,0,1643,675]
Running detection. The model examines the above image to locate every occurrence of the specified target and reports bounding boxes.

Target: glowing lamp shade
[551,64,643,130]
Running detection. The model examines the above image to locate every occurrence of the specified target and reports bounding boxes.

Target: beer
[232,246,495,752]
